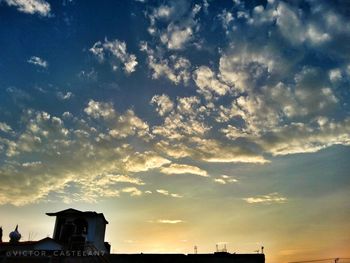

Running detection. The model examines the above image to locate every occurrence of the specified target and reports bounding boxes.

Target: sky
[0,0,350,262]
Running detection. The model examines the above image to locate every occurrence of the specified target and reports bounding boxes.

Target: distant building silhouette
[0,208,265,263]
[46,208,110,253]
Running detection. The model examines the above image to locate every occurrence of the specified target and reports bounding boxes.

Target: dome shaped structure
[9,225,21,243]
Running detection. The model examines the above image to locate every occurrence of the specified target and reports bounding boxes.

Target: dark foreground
[0,252,265,263]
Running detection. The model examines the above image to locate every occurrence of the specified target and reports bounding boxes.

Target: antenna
[216,244,219,252]
[261,246,264,254]
[194,246,198,254]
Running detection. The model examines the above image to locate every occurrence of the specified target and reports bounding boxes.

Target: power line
[289,258,350,263]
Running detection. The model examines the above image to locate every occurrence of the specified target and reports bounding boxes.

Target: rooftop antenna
[194,245,198,254]
[261,246,264,254]
[216,244,219,253]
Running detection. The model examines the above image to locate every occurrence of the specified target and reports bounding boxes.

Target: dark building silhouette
[0,209,265,263]
[46,208,110,253]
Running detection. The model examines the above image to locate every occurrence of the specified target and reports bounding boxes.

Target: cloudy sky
[0,0,350,262]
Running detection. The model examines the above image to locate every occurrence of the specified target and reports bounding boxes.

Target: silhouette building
[0,208,265,263]
[46,208,110,253]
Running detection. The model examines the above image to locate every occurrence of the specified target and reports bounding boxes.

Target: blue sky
[0,0,350,262]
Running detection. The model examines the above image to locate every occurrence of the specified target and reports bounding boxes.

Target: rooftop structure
[46,208,109,252]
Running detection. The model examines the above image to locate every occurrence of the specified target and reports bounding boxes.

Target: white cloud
[140,43,191,85]
[146,0,200,50]
[161,25,193,50]
[218,9,234,34]
[243,192,287,204]
[62,112,73,119]
[276,2,305,45]
[0,122,13,134]
[193,66,231,99]
[160,163,208,177]
[214,175,238,184]
[156,189,183,198]
[103,174,144,185]
[214,178,226,184]
[122,187,142,196]
[108,109,150,139]
[305,24,330,44]
[156,219,184,224]
[22,161,42,167]
[152,113,211,140]
[275,2,331,46]
[57,92,73,100]
[259,119,350,156]
[156,189,169,195]
[192,138,269,164]
[155,141,192,159]
[124,151,171,173]
[218,48,277,93]
[0,104,154,206]
[176,96,201,116]
[4,0,51,16]
[329,69,342,82]
[0,104,148,205]
[90,39,138,74]
[84,100,115,119]
[151,94,174,116]
[27,56,48,68]
[89,41,104,61]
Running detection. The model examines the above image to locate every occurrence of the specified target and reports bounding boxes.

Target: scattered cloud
[27,56,48,68]
[124,151,171,173]
[22,161,42,167]
[146,0,201,50]
[90,38,138,74]
[108,109,151,140]
[156,189,183,198]
[2,0,350,208]
[193,66,232,99]
[4,0,51,16]
[214,175,238,184]
[155,219,184,224]
[84,99,115,119]
[243,192,287,204]
[122,187,142,196]
[160,163,208,177]
[102,174,145,185]
[0,122,13,134]
[57,92,74,100]
[0,104,150,205]
[151,94,174,116]
[140,42,191,85]
[218,9,234,34]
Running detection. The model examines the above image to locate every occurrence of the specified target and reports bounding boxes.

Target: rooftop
[46,208,109,224]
